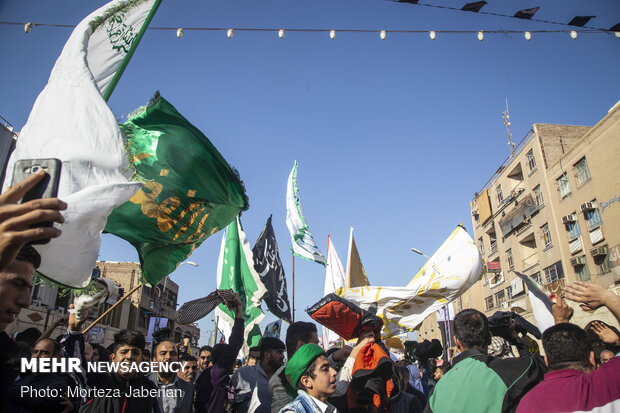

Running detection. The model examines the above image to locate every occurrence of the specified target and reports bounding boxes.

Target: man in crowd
[246,345,260,366]
[233,337,286,413]
[197,345,213,376]
[80,329,158,412]
[149,339,194,413]
[194,293,245,413]
[424,308,546,412]
[7,337,79,412]
[177,354,198,383]
[280,343,339,413]
[517,282,620,413]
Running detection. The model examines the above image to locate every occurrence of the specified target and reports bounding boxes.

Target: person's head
[285,321,318,359]
[198,345,213,371]
[454,309,491,352]
[285,344,337,402]
[233,359,242,371]
[84,342,93,362]
[246,346,260,366]
[177,354,198,382]
[15,327,42,350]
[0,246,40,332]
[142,348,151,362]
[111,330,145,379]
[396,366,410,392]
[32,338,61,360]
[542,323,595,372]
[600,350,614,364]
[259,337,286,372]
[154,340,178,378]
[91,346,100,362]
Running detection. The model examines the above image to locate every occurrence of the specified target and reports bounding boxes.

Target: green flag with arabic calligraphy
[104,92,249,286]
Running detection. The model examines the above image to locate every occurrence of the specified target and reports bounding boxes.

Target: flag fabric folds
[513,271,554,333]
[347,228,370,288]
[285,161,326,265]
[252,215,292,323]
[105,93,249,286]
[177,289,235,325]
[323,236,348,347]
[3,0,162,288]
[215,217,267,355]
[339,226,483,337]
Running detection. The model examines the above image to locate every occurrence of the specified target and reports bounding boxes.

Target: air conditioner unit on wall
[570,256,586,267]
[562,214,577,224]
[590,246,608,257]
[579,202,596,213]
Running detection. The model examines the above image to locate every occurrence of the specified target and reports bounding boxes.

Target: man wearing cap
[280,343,338,413]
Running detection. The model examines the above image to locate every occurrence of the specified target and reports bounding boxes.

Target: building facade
[7,260,200,354]
[419,102,620,344]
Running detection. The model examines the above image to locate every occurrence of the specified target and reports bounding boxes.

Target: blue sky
[1,0,619,345]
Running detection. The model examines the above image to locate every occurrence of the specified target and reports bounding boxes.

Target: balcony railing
[522,251,539,271]
[490,242,498,255]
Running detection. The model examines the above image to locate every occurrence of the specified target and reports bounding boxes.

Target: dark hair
[142,349,150,359]
[249,346,260,353]
[180,354,197,363]
[35,338,61,356]
[296,357,321,390]
[286,322,317,359]
[16,245,41,269]
[260,337,285,359]
[112,329,145,353]
[584,320,620,344]
[212,343,227,365]
[454,309,490,349]
[15,327,42,349]
[154,339,176,354]
[199,345,213,354]
[92,343,112,361]
[543,323,592,371]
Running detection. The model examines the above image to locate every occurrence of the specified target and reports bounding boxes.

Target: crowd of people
[0,169,619,413]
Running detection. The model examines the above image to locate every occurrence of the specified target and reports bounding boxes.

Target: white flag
[340,226,483,337]
[323,236,347,348]
[3,0,161,288]
[285,161,326,265]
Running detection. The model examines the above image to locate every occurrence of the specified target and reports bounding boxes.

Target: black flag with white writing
[252,215,292,323]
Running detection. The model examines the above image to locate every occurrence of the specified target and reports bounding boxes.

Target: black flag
[252,215,292,323]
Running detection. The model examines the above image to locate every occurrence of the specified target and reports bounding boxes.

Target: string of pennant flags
[2,21,619,42]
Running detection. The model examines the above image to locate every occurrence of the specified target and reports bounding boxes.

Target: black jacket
[78,372,157,413]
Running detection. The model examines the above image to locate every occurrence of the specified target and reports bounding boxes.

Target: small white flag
[285,161,326,265]
[323,236,347,347]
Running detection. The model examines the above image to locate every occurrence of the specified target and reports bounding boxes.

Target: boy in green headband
[280,343,338,413]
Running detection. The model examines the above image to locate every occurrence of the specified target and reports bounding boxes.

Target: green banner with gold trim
[105,92,249,286]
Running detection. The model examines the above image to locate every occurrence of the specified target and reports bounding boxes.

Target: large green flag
[105,93,249,286]
[215,216,266,355]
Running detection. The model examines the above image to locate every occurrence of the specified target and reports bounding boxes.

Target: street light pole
[410,247,431,259]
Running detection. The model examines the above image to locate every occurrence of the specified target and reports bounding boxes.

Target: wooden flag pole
[82,283,142,334]
[292,252,295,323]
[213,316,219,346]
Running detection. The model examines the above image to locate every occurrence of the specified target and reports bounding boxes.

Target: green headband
[285,343,326,388]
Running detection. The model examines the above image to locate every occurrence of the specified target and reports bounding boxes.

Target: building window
[575,264,590,281]
[506,286,513,299]
[534,185,544,207]
[496,184,504,204]
[596,255,611,274]
[485,296,494,311]
[531,272,543,286]
[574,157,591,186]
[541,224,552,248]
[566,218,581,240]
[495,290,506,307]
[585,205,602,229]
[506,249,514,269]
[557,174,571,198]
[526,149,536,171]
[544,262,564,284]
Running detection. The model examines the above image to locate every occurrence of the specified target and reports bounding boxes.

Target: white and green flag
[285,161,326,265]
[339,226,483,337]
[215,216,267,355]
[4,0,161,288]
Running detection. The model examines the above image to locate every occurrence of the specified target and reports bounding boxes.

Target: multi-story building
[419,101,620,344]
[7,261,200,353]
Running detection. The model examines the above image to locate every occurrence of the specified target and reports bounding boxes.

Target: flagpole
[346,227,353,288]
[213,316,219,346]
[82,283,142,334]
[292,252,295,323]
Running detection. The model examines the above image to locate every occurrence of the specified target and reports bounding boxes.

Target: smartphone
[11,158,62,244]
